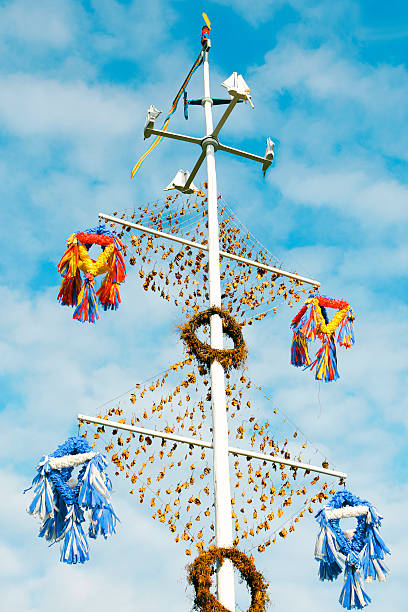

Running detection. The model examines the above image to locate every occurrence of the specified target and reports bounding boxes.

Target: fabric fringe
[97,280,121,311]
[308,335,339,381]
[315,524,343,581]
[57,240,79,278]
[360,526,390,583]
[59,505,89,565]
[27,475,55,522]
[77,455,110,509]
[290,332,310,367]
[73,275,99,323]
[89,505,119,539]
[339,565,371,610]
[57,270,82,307]
[296,301,321,341]
[338,308,355,348]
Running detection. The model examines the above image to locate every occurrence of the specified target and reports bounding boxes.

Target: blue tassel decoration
[316,525,343,581]
[370,526,390,559]
[315,491,390,609]
[27,477,55,521]
[39,495,68,541]
[89,504,119,539]
[77,454,110,509]
[26,459,55,522]
[339,563,371,610]
[39,515,57,541]
[360,526,390,582]
[60,505,89,565]
[315,510,343,581]
[26,437,118,564]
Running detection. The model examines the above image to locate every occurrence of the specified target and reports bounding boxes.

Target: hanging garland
[290,294,355,381]
[188,546,269,612]
[57,225,126,323]
[180,307,247,371]
[314,490,390,609]
[25,436,119,564]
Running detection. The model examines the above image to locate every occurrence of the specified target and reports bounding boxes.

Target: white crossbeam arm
[218,249,320,286]
[218,142,268,165]
[228,446,347,479]
[77,414,213,449]
[212,97,239,138]
[99,213,205,251]
[147,128,202,146]
[77,414,347,480]
[145,126,270,170]
[184,150,206,190]
[99,213,320,287]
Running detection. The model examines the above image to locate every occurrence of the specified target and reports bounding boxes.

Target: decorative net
[79,190,333,558]
[80,358,339,558]
[102,190,315,326]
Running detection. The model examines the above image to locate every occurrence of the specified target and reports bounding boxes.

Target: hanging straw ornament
[188,546,269,612]
[314,490,390,609]
[290,294,355,381]
[180,307,247,372]
[25,436,119,564]
[57,225,126,323]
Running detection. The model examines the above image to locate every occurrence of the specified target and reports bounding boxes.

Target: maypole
[26,12,391,612]
[85,14,347,607]
[202,31,235,609]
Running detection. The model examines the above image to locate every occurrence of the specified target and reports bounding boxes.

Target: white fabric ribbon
[325,505,369,520]
[47,452,96,470]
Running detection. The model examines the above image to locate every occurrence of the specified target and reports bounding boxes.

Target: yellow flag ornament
[202,12,211,29]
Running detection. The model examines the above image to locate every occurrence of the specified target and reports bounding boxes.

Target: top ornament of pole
[201,12,211,50]
[130,13,275,185]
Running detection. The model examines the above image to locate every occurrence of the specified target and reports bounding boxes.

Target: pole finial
[202,12,211,29]
[201,13,211,50]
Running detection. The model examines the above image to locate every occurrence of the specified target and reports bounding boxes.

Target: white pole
[203,47,236,610]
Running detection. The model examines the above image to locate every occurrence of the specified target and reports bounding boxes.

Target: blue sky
[1,1,407,610]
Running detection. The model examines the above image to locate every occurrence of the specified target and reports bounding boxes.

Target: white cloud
[0,0,75,48]
[271,161,408,225]
[250,41,408,162]
[88,0,177,58]
[0,75,141,138]
[0,1,407,610]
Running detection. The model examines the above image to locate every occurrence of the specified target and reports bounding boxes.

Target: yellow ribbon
[77,243,114,277]
[308,298,349,336]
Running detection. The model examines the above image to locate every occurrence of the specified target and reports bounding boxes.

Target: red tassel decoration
[290,332,310,367]
[57,270,82,307]
[97,280,121,311]
[297,301,321,341]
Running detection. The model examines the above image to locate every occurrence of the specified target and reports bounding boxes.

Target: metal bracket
[201,135,219,152]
